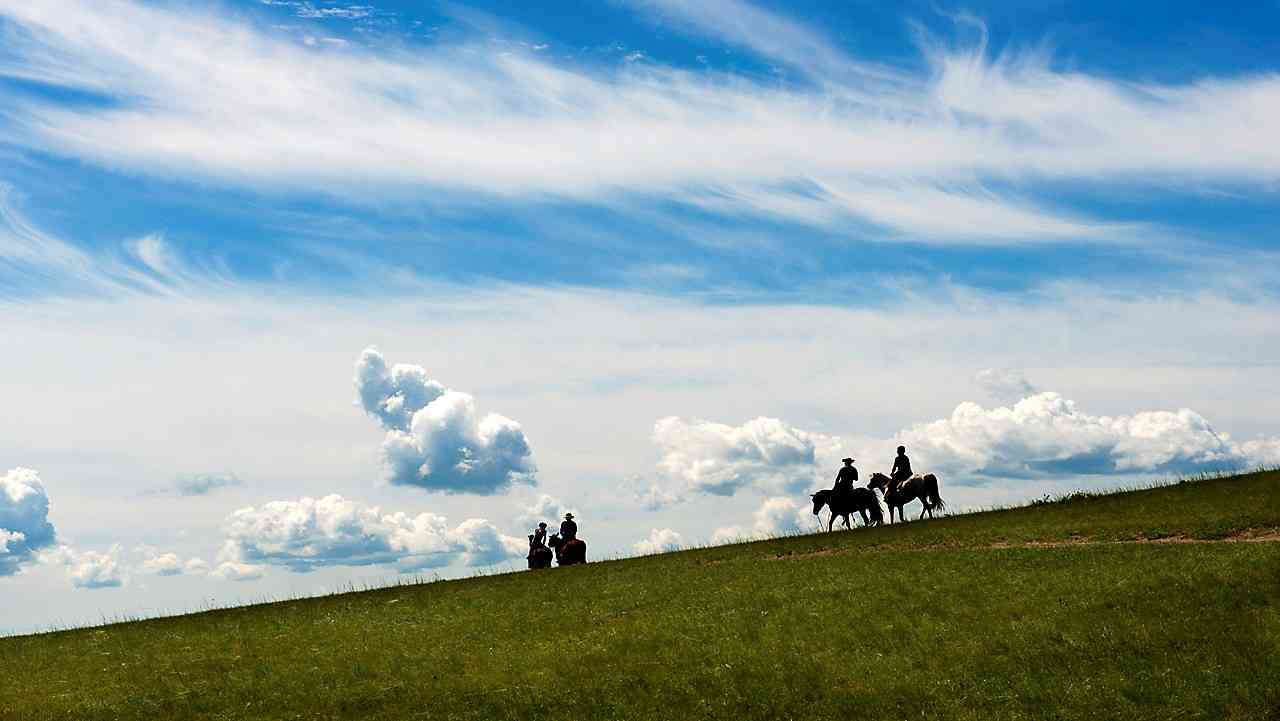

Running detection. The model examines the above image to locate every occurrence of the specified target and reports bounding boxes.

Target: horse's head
[810,490,829,515]
[867,473,890,493]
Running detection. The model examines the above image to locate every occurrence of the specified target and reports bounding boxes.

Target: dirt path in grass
[769,528,1280,561]
[986,527,1280,550]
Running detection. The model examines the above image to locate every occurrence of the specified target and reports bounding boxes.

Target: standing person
[890,445,912,486]
[832,457,858,496]
[560,512,577,541]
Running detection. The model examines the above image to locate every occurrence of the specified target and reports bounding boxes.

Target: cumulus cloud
[136,546,209,576]
[653,416,820,496]
[633,527,683,555]
[897,392,1275,483]
[173,472,243,497]
[356,347,535,494]
[211,560,265,582]
[712,496,813,542]
[51,544,125,589]
[516,494,575,527]
[974,368,1037,402]
[0,467,57,576]
[218,494,525,573]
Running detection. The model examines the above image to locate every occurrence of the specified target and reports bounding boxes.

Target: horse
[810,487,884,531]
[548,533,587,566]
[527,535,553,569]
[867,472,945,523]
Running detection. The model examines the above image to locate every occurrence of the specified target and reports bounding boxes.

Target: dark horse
[810,487,884,531]
[868,472,945,523]
[527,535,553,569]
[548,533,587,566]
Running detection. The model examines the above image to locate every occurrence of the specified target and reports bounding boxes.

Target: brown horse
[548,533,587,566]
[527,535,553,569]
[810,487,884,531]
[867,472,945,523]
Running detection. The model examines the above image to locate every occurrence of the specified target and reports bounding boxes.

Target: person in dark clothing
[560,513,577,541]
[832,457,859,497]
[532,522,548,548]
[890,445,913,485]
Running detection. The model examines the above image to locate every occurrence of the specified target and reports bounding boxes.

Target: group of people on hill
[832,445,913,496]
[526,511,585,567]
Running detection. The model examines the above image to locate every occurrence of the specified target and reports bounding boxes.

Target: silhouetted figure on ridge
[832,457,858,497]
[560,512,577,541]
[527,522,553,569]
[891,445,912,486]
[532,521,548,548]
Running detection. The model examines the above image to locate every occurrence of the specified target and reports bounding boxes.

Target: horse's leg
[858,509,868,527]
[827,513,834,532]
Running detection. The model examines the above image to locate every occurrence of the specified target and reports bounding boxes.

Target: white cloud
[211,560,265,582]
[653,416,820,496]
[895,392,1276,483]
[356,347,536,494]
[218,494,525,573]
[3,1,1279,242]
[974,368,1038,402]
[136,546,208,576]
[52,544,125,589]
[633,527,683,555]
[712,496,812,542]
[0,467,57,576]
[516,494,575,528]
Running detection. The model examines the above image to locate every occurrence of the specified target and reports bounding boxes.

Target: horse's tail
[924,474,945,512]
[870,487,888,524]
[866,493,884,526]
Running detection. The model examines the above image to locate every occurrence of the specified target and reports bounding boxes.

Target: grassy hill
[3,471,1279,721]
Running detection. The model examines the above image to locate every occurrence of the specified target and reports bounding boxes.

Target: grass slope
[3,471,1279,721]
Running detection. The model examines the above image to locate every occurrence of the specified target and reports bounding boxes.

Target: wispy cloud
[1,1,1277,245]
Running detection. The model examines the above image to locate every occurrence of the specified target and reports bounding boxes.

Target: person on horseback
[560,512,577,541]
[890,445,912,486]
[532,522,548,548]
[832,457,858,497]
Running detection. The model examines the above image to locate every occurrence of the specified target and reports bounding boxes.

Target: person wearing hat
[890,445,913,486]
[559,512,577,541]
[832,457,858,497]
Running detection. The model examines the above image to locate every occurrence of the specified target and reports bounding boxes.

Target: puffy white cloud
[356,348,535,495]
[218,494,525,573]
[210,560,265,582]
[974,368,1037,402]
[517,494,576,528]
[653,416,820,496]
[633,527,683,555]
[712,496,813,542]
[136,546,208,576]
[173,472,242,497]
[0,467,57,576]
[52,545,125,589]
[896,392,1273,483]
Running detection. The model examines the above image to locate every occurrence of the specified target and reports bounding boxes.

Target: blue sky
[1,0,1278,633]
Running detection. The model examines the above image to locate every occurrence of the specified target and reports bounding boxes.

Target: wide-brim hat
[564,512,575,519]
[842,457,854,463]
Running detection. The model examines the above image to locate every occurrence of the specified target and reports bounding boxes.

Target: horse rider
[560,512,577,541]
[890,445,913,487]
[531,521,548,548]
[832,457,858,497]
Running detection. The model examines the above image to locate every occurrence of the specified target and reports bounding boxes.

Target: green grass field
[3,471,1279,721]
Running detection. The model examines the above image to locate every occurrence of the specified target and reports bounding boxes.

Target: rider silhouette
[832,457,858,497]
[890,445,912,486]
[559,513,577,541]
[532,522,548,548]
